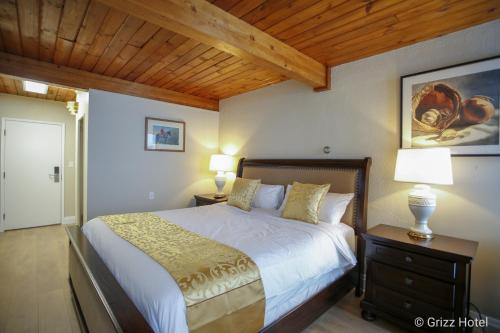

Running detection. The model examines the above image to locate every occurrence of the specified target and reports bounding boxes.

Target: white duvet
[82,203,356,333]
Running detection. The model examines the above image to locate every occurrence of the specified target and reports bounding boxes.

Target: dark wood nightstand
[194,193,228,206]
[361,224,478,332]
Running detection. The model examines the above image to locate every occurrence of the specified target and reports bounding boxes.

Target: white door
[2,119,64,230]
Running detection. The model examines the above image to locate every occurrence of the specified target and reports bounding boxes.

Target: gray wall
[220,20,500,319]
[0,93,76,218]
[86,90,219,219]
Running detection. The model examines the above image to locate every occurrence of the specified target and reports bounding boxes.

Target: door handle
[49,166,60,183]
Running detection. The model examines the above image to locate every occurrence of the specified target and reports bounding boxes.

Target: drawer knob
[405,255,413,263]
[404,277,414,286]
[404,300,412,310]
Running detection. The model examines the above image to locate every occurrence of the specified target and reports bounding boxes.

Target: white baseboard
[470,311,500,333]
[62,216,76,225]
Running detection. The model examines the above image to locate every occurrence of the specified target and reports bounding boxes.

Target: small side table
[194,193,228,206]
[361,224,478,332]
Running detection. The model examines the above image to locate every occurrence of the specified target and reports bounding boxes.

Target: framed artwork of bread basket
[145,117,185,152]
[401,56,500,156]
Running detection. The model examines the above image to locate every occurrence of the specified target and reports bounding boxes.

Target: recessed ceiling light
[22,80,49,94]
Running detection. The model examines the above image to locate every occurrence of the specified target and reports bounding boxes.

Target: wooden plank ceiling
[0,0,499,110]
[0,74,76,102]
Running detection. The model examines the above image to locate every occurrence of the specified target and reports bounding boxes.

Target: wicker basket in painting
[412,83,462,133]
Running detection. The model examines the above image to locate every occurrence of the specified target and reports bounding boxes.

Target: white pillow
[319,192,354,225]
[278,184,293,212]
[252,184,285,210]
[279,184,354,224]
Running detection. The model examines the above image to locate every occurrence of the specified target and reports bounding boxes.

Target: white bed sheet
[266,265,350,324]
[82,203,356,333]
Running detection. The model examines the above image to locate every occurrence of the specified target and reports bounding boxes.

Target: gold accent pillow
[281,181,330,224]
[227,178,261,211]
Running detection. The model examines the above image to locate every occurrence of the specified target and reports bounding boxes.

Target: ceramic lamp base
[214,172,226,199]
[408,230,434,240]
[407,184,436,240]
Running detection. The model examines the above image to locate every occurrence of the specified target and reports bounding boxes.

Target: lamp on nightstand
[394,148,453,240]
[209,154,234,198]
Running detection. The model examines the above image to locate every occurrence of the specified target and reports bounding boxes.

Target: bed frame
[66,158,371,333]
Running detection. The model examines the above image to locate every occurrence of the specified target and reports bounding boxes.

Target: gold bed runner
[100,213,265,333]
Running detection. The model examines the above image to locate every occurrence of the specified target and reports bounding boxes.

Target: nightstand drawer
[369,243,457,281]
[372,261,455,309]
[373,284,453,320]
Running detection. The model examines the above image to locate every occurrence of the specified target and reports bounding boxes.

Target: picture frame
[145,117,185,152]
[401,56,500,156]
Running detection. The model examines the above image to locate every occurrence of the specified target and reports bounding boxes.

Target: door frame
[0,117,65,232]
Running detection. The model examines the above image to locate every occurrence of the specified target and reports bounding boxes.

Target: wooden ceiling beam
[96,0,328,89]
[0,52,219,111]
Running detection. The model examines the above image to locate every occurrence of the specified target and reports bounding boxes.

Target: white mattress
[82,203,356,333]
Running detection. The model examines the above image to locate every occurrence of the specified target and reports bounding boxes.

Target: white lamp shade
[394,148,453,185]
[209,154,233,172]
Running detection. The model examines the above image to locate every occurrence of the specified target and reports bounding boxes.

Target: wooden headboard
[237,158,372,236]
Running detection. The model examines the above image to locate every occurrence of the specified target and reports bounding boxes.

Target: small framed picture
[401,56,500,156]
[145,117,185,152]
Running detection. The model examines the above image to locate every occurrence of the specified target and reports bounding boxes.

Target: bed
[66,158,371,333]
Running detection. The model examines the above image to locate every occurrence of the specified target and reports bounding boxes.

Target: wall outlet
[149,192,155,200]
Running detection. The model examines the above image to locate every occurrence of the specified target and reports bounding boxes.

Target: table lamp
[209,154,234,198]
[394,148,453,240]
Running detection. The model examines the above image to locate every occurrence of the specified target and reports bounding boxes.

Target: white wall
[0,93,76,218]
[86,90,219,219]
[220,20,500,319]
[75,91,88,225]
